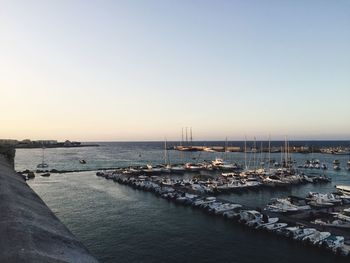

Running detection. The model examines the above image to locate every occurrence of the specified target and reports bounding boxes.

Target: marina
[95,167,350,257]
[18,141,350,262]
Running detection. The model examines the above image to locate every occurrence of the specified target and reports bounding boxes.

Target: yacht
[211,158,237,170]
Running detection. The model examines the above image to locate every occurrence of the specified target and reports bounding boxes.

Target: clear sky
[1,0,349,141]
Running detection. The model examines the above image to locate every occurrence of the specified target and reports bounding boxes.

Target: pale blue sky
[1,0,349,141]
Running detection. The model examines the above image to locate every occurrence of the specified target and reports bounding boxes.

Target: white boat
[144,165,163,174]
[321,235,345,251]
[264,198,310,213]
[336,185,350,195]
[255,217,279,229]
[263,222,288,231]
[277,226,300,237]
[293,228,317,240]
[333,159,340,165]
[334,213,350,222]
[307,192,342,207]
[212,158,237,170]
[170,165,186,173]
[239,210,262,224]
[303,231,331,244]
[212,203,242,215]
[185,163,203,171]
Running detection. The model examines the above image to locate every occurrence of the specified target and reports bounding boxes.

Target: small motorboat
[333,159,340,165]
[37,163,49,168]
[40,173,50,177]
[79,159,87,164]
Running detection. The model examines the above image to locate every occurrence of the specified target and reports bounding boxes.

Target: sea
[15,141,350,263]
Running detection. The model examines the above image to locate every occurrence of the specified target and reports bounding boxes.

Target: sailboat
[37,146,49,169]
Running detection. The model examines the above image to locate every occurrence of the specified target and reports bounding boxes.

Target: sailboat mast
[181,128,183,147]
[260,141,263,167]
[164,139,169,166]
[284,136,288,168]
[42,146,44,165]
[244,136,247,170]
[268,134,271,170]
[190,127,193,147]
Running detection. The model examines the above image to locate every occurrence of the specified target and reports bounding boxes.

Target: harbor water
[16,142,350,263]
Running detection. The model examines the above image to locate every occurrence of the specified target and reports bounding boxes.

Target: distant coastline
[15,143,99,149]
[0,139,99,149]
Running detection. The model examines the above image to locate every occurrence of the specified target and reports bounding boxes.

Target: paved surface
[0,154,99,263]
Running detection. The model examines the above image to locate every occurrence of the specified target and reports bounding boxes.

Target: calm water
[16,142,350,263]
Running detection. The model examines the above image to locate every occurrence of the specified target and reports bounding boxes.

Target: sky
[0,0,349,141]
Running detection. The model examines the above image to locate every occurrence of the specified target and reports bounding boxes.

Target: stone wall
[0,145,15,168]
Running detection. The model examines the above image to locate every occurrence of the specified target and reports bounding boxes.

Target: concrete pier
[0,146,98,263]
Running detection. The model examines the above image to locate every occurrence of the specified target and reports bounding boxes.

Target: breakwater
[0,148,98,263]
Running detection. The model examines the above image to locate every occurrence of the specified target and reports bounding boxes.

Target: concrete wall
[0,150,99,263]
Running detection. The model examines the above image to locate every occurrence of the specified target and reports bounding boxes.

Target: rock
[28,172,35,179]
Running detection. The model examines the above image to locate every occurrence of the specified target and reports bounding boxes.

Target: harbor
[16,141,350,262]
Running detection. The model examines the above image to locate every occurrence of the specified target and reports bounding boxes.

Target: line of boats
[298,159,350,171]
[96,163,330,194]
[95,171,350,256]
[265,190,350,214]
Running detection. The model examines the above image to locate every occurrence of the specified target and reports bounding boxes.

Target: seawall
[0,146,98,263]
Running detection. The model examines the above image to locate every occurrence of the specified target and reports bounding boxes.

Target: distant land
[0,139,99,148]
